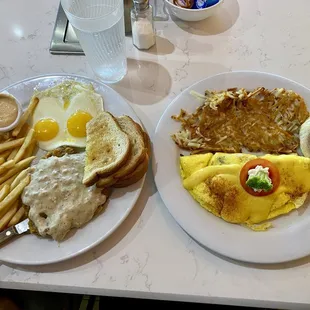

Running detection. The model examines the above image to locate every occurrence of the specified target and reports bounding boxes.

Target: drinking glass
[61,0,127,83]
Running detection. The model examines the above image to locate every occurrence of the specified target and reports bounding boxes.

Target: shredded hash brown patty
[171,87,309,154]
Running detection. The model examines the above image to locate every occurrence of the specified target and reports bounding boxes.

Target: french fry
[0,175,30,218]
[0,184,10,202]
[23,140,36,158]
[0,174,18,191]
[12,97,39,137]
[0,132,11,142]
[0,149,12,160]
[8,205,25,227]
[0,158,4,165]
[7,148,19,160]
[0,156,35,186]
[1,137,12,143]
[0,138,24,154]
[10,168,30,190]
[17,123,30,139]
[14,129,35,163]
[0,200,19,231]
[0,160,15,175]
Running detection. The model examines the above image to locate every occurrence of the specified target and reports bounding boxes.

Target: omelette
[180,152,310,231]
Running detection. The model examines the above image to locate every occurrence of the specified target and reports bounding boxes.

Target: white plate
[0,74,145,265]
[153,71,310,264]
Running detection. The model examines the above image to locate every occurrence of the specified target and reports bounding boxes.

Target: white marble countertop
[1,0,310,308]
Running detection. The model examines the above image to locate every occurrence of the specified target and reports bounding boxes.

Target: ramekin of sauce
[0,93,22,132]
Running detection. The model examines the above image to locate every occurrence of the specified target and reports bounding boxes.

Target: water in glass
[61,0,127,83]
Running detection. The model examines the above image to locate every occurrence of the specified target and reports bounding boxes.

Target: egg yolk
[34,118,59,141]
[67,111,93,138]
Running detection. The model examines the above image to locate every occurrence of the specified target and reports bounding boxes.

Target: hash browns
[171,87,309,154]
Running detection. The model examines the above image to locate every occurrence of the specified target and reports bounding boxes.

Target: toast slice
[134,121,151,157]
[142,129,151,158]
[96,116,146,188]
[83,112,131,187]
[113,129,151,188]
[111,116,146,178]
[113,153,149,188]
[96,175,118,188]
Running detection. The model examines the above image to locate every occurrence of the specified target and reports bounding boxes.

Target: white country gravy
[22,153,107,241]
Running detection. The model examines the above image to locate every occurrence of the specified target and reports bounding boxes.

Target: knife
[0,218,29,245]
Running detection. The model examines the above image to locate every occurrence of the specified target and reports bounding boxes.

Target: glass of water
[61,0,127,83]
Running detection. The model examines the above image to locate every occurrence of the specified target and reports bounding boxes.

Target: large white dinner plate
[0,74,145,265]
[153,71,310,264]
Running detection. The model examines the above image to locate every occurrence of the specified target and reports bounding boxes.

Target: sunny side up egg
[31,81,104,151]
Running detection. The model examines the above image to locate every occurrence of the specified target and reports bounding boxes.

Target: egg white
[31,81,104,151]
[64,90,104,147]
[32,97,68,151]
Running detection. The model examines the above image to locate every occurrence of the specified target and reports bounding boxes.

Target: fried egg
[180,153,310,231]
[31,81,104,151]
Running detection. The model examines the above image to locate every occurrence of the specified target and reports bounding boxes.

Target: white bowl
[165,0,224,22]
[0,92,22,133]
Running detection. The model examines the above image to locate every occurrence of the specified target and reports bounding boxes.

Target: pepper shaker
[131,0,156,50]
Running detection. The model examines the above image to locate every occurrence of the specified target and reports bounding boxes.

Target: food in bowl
[165,0,223,21]
[173,0,195,9]
[0,93,22,132]
[173,0,219,9]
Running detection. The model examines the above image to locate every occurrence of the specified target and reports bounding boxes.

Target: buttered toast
[83,112,131,187]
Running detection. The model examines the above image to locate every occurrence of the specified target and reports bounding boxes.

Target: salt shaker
[131,0,156,50]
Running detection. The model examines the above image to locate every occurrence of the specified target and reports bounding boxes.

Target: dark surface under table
[0,289,275,310]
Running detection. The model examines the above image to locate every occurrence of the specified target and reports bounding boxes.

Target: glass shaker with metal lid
[131,0,156,50]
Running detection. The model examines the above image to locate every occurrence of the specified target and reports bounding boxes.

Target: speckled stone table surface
[1,0,310,309]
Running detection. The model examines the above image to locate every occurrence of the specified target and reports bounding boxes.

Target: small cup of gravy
[0,93,22,132]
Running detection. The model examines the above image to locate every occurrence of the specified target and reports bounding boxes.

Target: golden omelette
[180,152,310,231]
